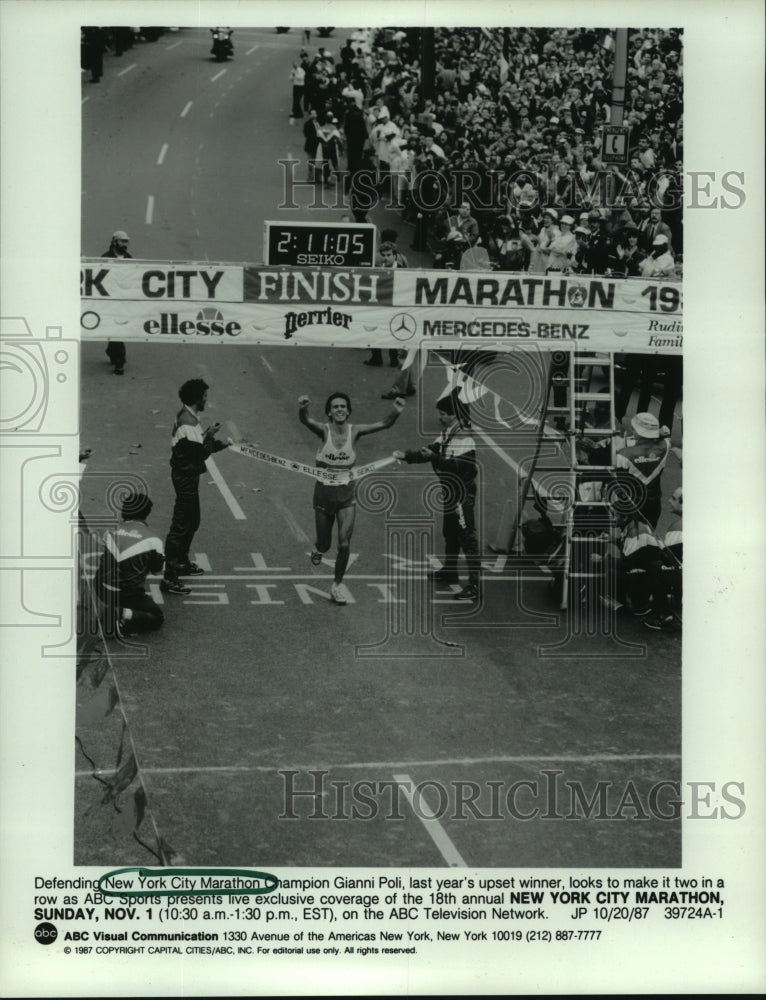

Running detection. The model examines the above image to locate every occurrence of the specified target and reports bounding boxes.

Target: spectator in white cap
[614,411,671,528]
[571,225,593,273]
[101,230,132,375]
[639,233,675,278]
[545,213,578,272]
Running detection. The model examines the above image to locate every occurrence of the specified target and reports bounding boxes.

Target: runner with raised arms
[298,391,405,604]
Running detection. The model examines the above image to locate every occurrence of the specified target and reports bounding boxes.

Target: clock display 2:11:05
[276,230,369,255]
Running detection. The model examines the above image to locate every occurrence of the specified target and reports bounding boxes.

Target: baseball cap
[542,208,558,220]
[652,234,669,246]
[112,230,129,241]
[574,225,589,235]
[631,412,660,439]
[560,214,574,225]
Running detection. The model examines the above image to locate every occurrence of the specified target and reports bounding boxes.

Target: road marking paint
[138,576,553,584]
[211,68,227,82]
[157,143,168,165]
[117,63,137,77]
[234,553,292,572]
[145,195,154,224]
[192,554,213,572]
[279,504,311,543]
[206,456,246,520]
[76,752,681,779]
[141,572,556,582]
[475,426,558,499]
[166,40,182,50]
[180,101,193,117]
[246,44,259,55]
[259,354,274,373]
[394,772,467,866]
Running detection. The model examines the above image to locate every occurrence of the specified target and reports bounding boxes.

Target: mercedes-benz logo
[389,312,417,341]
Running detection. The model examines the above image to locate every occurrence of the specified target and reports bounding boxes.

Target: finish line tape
[228,440,396,485]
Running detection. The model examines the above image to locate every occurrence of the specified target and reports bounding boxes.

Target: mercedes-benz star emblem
[389,312,417,341]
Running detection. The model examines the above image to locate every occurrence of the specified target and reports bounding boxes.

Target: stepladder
[559,351,622,610]
[491,350,623,610]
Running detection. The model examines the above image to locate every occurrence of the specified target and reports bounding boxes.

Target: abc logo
[34,921,58,945]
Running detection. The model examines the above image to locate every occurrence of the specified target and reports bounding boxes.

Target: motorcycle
[210,27,233,61]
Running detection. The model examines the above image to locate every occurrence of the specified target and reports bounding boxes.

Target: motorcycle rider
[210,27,234,60]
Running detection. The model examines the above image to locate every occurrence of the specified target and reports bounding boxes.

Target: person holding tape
[393,390,481,602]
[298,391,405,605]
[161,379,229,596]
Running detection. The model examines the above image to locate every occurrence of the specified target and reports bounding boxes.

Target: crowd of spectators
[294,27,683,278]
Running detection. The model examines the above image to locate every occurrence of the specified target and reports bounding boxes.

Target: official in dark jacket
[102,231,132,374]
[394,391,481,601]
[161,379,229,595]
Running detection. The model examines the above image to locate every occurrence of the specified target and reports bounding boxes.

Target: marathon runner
[298,391,405,605]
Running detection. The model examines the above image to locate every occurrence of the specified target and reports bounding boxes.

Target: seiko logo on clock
[295,253,346,265]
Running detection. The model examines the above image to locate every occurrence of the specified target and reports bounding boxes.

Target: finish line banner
[80,260,683,353]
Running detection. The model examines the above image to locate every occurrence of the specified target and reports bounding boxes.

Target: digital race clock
[263,221,377,267]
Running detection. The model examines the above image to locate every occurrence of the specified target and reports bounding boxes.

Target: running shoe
[643,613,681,632]
[113,608,134,639]
[178,562,205,576]
[331,582,351,605]
[454,584,480,602]
[160,579,192,596]
[310,550,323,566]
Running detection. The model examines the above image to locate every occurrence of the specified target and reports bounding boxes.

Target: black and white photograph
[76,23,685,869]
[0,1,763,996]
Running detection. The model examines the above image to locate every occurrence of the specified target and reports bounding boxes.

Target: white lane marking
[211,68,227,83]
[192,554,213,572]
[135,572,552,582]
[145,195,155,224]
[180,101,193,117]
[157,143,168,165]
[117,63,137,77]
[475,426,558,500]
[76,752,681,778]
[206,455,246,520]
[280,504,311,543]
[394,773,467,866]
[245,44,259,55]
[166,40,182,50]
[259,354,274,373]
